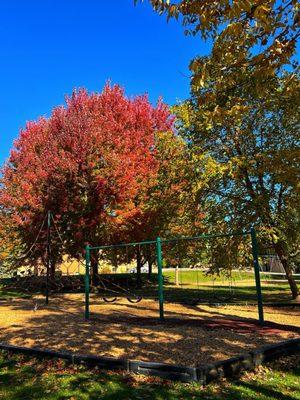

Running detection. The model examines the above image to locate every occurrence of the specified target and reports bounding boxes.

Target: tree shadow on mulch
[0,296,298,367]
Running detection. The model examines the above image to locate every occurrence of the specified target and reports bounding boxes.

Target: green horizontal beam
[161,231,251,245]
[89,239,156,251]
[88,231,251,252]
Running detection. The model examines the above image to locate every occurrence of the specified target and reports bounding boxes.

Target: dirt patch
[0,294,298,367]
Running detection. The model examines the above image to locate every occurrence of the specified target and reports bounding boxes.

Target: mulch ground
[0,294,298,367]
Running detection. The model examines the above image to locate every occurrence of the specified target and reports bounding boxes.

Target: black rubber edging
[202,338,300,384]
[0,338,299,384]
[263,302,300,308]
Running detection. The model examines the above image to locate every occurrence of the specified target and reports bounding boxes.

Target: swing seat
[102,296,142,303]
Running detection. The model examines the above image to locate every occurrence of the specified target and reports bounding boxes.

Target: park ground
[0,292,299,366]
[0,278,299,399]
[0,351,299,400]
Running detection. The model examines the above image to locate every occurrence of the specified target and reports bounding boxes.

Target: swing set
[94,274,143,304]
[2,211,264,326]
[166,238,243,304]
[84,228,265,325]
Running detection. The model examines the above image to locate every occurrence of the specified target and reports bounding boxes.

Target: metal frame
[45,210,51,305]
[84,228,264,324]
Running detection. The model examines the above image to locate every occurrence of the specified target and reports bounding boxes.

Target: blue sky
[0,0,209,167]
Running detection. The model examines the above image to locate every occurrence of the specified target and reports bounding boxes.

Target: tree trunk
[136,247,142,288]
[34,265,39,276]
[50,259,56,279]
[91,254,99,286]
[148,259,153,280]
[274,242,299,301]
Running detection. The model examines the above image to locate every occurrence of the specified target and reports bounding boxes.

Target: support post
[45,210,51,305]
[156,237,164,321]
[175,266,179,286]
[85,245,91,320]
[250,227,264,325]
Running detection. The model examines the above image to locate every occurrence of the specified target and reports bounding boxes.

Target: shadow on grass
[234,380,298,400]
[0,352,299,400]
[2,272,293,305]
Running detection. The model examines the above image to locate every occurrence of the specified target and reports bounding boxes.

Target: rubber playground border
[0,338,299,384]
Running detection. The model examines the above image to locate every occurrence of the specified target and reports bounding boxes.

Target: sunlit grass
[0,351,298,400]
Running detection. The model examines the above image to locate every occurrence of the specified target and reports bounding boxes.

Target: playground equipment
[94,274,143,303]
[3,211,85,296]
[2,212,264,325]
[84,228,264,324]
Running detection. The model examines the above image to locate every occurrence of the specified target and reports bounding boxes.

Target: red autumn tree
[0,84,174,275]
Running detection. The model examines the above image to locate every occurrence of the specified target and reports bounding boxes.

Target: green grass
[0,352,299,400]
[163,270,252,285]
[0,288,30,300]
[0,269,293,304]
[160,270,292,304]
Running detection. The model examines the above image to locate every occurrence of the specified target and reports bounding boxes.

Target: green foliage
[146,131,204,238]
[189,71,299,225]
[0,351,299,400]
[136,0,300,299]
[0,213,25,275]
[174,64,300,298]
[137,0,300,87]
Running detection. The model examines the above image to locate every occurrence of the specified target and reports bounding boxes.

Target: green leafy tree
[137,0,300,83]
[137,0,300,145]
[137,0,299,296]
[0,212,24,275]
[175,66,300,300]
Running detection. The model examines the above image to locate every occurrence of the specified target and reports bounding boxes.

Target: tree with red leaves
[0,84,176,276]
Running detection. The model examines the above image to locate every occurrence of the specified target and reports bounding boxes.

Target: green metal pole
[45,210,51,305]
[156,237,164,321]
[250,227,264,325]
[85,245,91,320]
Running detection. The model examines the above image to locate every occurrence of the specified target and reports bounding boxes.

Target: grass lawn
[145,270,293,304]
[0,269,294,304]
[0,288,30,300]
[0,352,299,400]
[163,270,252,285]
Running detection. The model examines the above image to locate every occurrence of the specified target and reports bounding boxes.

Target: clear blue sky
[0,0,209,167]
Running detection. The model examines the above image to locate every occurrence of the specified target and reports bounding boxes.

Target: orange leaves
[0,83,174,257]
